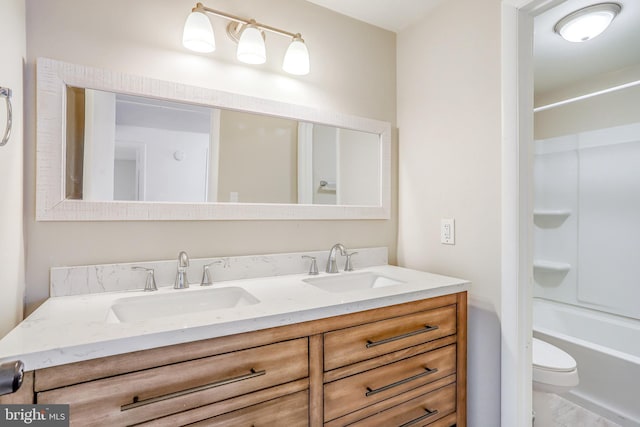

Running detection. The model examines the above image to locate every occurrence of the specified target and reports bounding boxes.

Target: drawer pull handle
[366,325,439,348]
[121,368,266,411]
[365,367,438,397]
[399,408,439,427]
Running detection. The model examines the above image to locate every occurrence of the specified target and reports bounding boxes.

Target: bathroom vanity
[0,251,468,426]
[0,54,472,426]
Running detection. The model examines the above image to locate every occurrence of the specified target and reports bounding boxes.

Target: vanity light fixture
[182,2,310,75]
[554,2,621,42]
[235,21,267,64]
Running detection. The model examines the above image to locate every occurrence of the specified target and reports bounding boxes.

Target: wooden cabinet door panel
[189,390,309,427]
[324,345,456,422]
[37,338,308,426]
[324,305,457,370]
[346,383,456,427]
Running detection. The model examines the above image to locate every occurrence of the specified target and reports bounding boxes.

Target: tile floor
[534,392,622,427]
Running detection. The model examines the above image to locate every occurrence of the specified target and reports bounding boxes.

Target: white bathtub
[533,298,640,427]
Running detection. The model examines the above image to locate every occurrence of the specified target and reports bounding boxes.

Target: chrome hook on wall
[0,86,13,147]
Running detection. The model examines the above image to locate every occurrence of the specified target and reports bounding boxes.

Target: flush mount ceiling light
[182,2,310,75]
[554,3,622,43]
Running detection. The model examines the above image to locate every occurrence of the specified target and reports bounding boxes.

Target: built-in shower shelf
[533,210,572,229]
[533,209,571,218]
[533,260,571,273]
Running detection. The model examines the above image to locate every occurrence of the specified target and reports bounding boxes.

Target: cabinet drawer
[189,390,309,427]
[37,338,308,426]
[324,344,456,422]
[324,305,457,370]
[346,383,456,427]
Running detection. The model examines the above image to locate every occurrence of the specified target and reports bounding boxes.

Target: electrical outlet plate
[441,218,455,245]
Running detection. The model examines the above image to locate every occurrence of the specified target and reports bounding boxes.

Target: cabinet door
[189,390,309,427]
[38,338,308,426]
[324,345,456,422]
[346,383,456,427]
[324,305,457,370]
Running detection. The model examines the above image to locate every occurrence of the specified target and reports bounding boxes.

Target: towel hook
[0,87,12,147]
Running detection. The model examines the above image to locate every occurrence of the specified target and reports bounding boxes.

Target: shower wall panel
[533,137,578,305]
[534,122,640,321]
[578,130,640,320]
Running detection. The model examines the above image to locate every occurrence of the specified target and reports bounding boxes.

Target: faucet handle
[302,256,319,275]
[201,261,223,286]
[344,252,358,272]
[132,266,158,292]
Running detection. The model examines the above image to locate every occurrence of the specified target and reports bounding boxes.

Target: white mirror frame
[36,58,391,221]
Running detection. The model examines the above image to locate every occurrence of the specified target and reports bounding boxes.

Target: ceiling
[305,0,443,33]
[306,0,640,97]
[534,0,640,94]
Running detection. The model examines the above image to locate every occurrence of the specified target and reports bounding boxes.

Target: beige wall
[218,110,297,203]
[535,64,640,138]
[535,85,640,139]
[24,0,397,312]
[397,0,502,425]
[0,0,26,337]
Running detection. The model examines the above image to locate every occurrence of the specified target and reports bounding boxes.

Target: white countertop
[0,265,469,371]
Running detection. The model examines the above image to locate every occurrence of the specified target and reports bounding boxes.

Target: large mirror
[37,58,391,220]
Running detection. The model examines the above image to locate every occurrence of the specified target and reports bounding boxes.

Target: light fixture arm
[193,2,300,39]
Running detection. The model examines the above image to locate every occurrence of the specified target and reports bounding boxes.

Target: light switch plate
[441,218,455,245]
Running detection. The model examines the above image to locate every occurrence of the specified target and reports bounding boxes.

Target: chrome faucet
[132,266,158,292]
[326,243,347,273]
[174,251,190,289]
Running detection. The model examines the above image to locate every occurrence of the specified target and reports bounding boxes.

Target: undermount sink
[107,287,260,323]
[303,271,405,293]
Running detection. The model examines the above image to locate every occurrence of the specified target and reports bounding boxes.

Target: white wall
[397,0,502,425]
[0,0,26,337]
[24,0,397,312]
[116,126,210,202]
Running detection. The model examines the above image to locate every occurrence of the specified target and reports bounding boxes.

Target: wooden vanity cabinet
[320,294,465,426]
[37,338,309,426]
[4,292,466,427]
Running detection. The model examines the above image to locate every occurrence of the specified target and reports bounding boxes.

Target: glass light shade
[282,36,310,75]
[182,11,215,52]
[237,24,266,64]
[555,3,621,43]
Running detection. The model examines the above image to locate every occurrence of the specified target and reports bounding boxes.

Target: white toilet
[532,337,579,393]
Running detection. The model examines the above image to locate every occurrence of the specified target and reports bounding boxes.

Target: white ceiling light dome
[282,35,310,76]
[554,3,622,43]
[237,21,267,65]
[183,10,216,53]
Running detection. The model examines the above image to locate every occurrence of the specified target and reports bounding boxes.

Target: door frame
[500,0,566,425]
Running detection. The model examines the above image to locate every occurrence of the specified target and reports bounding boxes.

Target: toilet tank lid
[533,338,577,372]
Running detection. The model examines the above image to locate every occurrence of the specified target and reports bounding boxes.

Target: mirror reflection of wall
[66,87,212,203]
[303,124,381,206]
[65,87,382,206]
[338,127,381,206]
[218,110,297,204]
[311,124,337,205]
